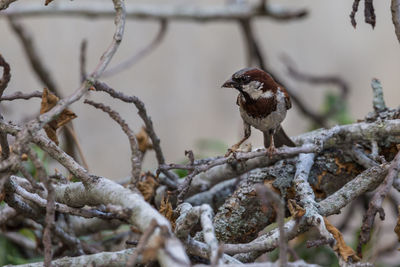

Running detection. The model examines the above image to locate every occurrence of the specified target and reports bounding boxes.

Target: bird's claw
[225,144,240,157]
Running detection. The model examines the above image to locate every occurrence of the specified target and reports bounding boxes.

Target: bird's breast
[238,89,287,132]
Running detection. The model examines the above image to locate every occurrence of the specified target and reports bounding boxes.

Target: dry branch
[3,2,308,22]
[357,150,400,256]
[94,81,179,184]
[84,99,142,185]
[0,0,16,10]
[392,0,400,43]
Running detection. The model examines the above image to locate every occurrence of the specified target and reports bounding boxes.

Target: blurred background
[0,0,399,179]
[1,0,400,266]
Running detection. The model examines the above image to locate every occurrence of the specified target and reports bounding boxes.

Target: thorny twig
[357,150,400,257]
[84,99,142,185]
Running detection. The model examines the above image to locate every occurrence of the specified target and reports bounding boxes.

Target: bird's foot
[225,144,239,157]
[266,145,277,158]
[225,143,252,157]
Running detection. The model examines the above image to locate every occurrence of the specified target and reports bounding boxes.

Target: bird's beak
[221,78,239,89]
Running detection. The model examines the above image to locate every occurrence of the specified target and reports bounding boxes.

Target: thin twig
[0,90,42,101]
[26,148,54,267]
[392,0,400,44]
[281,55,350,121]
[357,150,400,257]
[79,39,87,82]
[127,219,158,266]
[255,184,287,266]
[0,0,17,10]
[4,2,308,22]
[102,19,168,77]
[0,54,11,160]
[94,81,179,183]
[84,99,141,185]
[350,0,361,28]
[7,16,60,96]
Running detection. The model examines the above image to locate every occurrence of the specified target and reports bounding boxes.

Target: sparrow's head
[222,67,278,101]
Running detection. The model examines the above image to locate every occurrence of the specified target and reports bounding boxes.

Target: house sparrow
[222,67,295,156]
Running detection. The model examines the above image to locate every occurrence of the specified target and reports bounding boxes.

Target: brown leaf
[324,217,360,262]
[395,205,400,242]
[135,127,153,153]
[44,0,54,5]
[137,174,158,202]
[287,199,306,219]
[142,235,164,262]
[40,88,77,145]
[159,196,175,229]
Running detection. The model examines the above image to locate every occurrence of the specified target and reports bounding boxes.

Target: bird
[221,67,295,156]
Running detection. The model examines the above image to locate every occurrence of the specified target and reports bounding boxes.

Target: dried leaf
[324,217,360,262]
[142,235,164,262]
[40,88,77,145]
[159,196,175,229]
[288,199,306,219]
[137,174,158,202]
[395,205,400,242]
[135,127,153,153]
[44,0,54,5]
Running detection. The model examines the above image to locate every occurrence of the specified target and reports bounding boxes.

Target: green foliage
[322,93,353,125]
[309,92,353,130]
[20,145,49,179]
[0,234,42,265]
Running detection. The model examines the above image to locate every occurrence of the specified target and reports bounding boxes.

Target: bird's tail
[263,126,295,148]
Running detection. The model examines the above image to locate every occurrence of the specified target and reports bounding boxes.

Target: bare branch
[0,90,43,101]
[26,148,54,267]
[7,17,60,96]
[223,163,389,257]
[350,0,361,27]
[103,19,168,77]
[8,248,137,267]
[8,176,128,220]
[255,185,287,266]
[94,81,179,183]
[0,204,17,225]
[0,54,11,160]
[392,0,400,44]
[371,78,387,113]
[79,39,87,82]
[127,219,158,266]
[357,150,400,256]
[0,0,16,10]
[84,99,142,185]
[4,2,308,22]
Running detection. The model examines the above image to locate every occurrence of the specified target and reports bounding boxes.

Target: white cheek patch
[242,81,265,100]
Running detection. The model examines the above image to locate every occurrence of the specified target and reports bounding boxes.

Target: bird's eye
[241,76,250,83]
